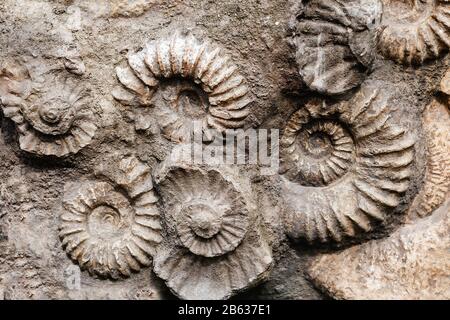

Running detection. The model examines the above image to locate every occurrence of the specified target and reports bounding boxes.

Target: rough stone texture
[153,152,273,300]
[0,0,448,300]
[307,200,450,300]
[112,32,252,143]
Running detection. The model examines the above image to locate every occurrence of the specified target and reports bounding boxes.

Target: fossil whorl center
[113,32,252,142]
[281,82,416,243]
[153,165,272,300]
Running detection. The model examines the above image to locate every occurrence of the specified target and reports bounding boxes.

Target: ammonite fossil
[112,32,252,142]
[281,82,416,243]
[379,0,450,65]
[59,156,162,279]
[280,104,355,186]
[290,0,382,95]
[0,61,97,157]
[153,165,272,300]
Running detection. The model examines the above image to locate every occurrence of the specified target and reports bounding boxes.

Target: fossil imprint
[290,0,382,95]
[59,156,162,279]
[281,82,416,243]
[0,61,97,157]
[441,68,450,98]
[113,33,252,142]
[280,107,356,187]
[379,0,450,65]
[153,165,272,300]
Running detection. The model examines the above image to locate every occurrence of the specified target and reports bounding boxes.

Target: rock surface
[0,0,448,300]
[308,200,450,300]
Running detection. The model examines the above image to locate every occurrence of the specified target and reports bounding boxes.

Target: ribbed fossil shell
[153,166,272,300]
[0,61,97,157]
[379,0,450,65]
[59,156,162,279]
[280,102,356,186]
[76,0,170,18]
[113,33,251,142]
[109,0,159,17]
[282,82,416,243]
[158,168,249,257]
[290,0,382,95]
[409,99,450,218]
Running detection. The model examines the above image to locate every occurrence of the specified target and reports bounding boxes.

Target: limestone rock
[75,0,169,18]
[441,68,450,97]
[409,98,450,219]
[281,81,416,243]
[307,200,450,300]
[0,0,447,301]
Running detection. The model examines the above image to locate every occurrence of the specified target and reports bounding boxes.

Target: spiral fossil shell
[280,105,356,187]
[0,61,97,157]
[113,32,251,142]
[379,0,450,65]
[290,0,382,95]
[281,82,416,243]
[59,156,162,279]
[153,165,272,299]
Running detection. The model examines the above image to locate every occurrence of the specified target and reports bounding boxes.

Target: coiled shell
[282,82,416,243]
[59,156,162,279]
[0,61,97,157]
[153,164,272,300]
[113,33,252,142]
